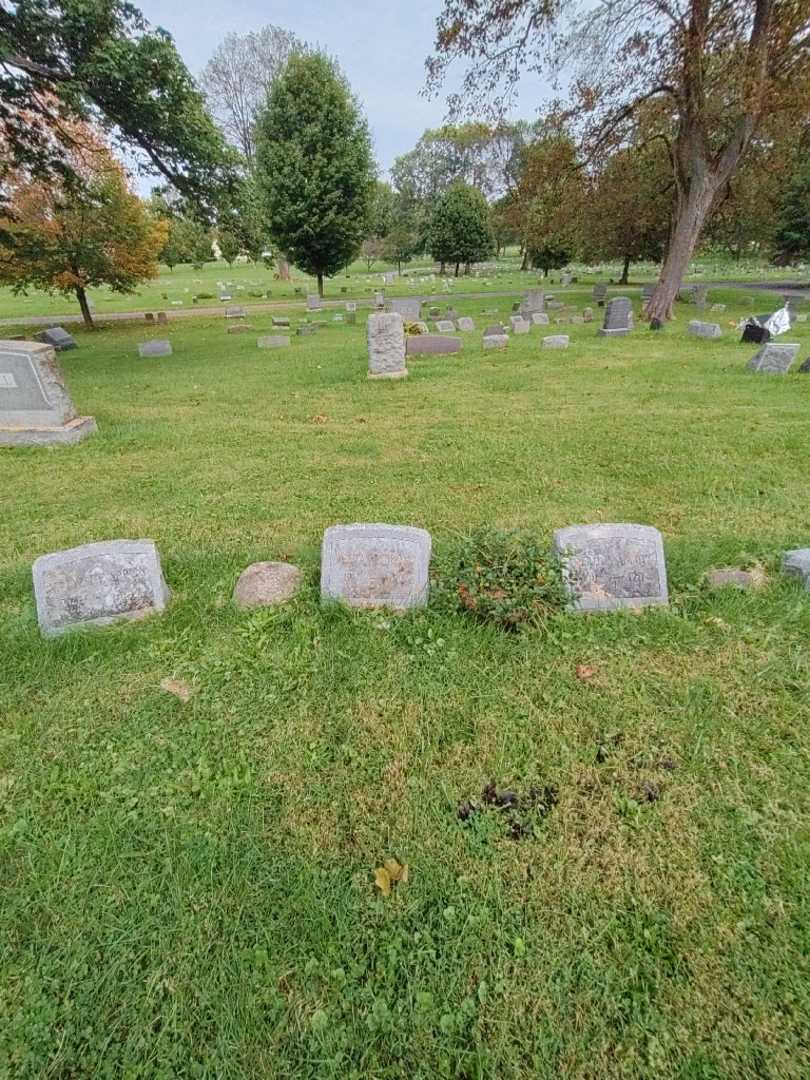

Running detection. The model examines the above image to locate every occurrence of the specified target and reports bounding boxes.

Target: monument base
[597,328,631,337]
[368,370,408,380]
[0,415,97,447]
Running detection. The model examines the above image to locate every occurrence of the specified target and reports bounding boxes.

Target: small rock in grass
[160,677,193,703]
[233,561,303,608]
[705,566,766,590]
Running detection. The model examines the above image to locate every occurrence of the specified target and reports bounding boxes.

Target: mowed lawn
[1,291,809,1078]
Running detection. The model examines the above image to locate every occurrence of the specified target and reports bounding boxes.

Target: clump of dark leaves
[458,780,558,841]
[435,528,567,632]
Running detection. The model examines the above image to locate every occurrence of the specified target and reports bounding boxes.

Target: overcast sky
[137,0,553,177]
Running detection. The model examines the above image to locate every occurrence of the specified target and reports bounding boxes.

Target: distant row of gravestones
[28,522,810,638]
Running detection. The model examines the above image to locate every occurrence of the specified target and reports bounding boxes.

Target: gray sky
[137,0,552,177]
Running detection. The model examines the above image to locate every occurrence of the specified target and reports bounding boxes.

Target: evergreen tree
[774,160,810,262]
[255,54,374,296]
[428,184,494,275]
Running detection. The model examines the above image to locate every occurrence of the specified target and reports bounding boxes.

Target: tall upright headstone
[592,284,607,306]
[598,297,633,337]
[389,297,422,322]
[0,340,96,447]
[367,312,407,379]
[520,290,545,315]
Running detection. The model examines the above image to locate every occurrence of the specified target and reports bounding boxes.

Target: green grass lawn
[1,250,806,322]
[2,291,809,1077]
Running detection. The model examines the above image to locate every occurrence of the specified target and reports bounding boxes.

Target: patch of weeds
[434,528,566,632]
[458,780,559,843]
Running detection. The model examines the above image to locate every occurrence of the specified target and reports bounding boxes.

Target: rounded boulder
[233,562,302,609]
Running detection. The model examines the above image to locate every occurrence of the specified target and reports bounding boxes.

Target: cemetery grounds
[1,277,809,1078]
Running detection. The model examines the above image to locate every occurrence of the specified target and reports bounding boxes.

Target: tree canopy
[0,0,235,214]
[255,53,375,295]
[428,183,494,274]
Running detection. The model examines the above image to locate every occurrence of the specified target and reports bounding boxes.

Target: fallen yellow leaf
[374,867,392,897]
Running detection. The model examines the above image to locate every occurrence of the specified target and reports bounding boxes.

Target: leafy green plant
[437,527,566,631]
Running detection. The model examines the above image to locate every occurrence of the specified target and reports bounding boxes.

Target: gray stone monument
[389,297,421,321]
[688,321,722,339]
[592,284,607,305]
[542,335,569,349]
[531,312,550,326]
[582,307,594,323]
[138,340,172,358]
[0,340,96,447]
[145,312,155,324]
[482,326,508,349]
[435,319,456,333]
[258,335,291,349]
[367,312,407,379]
[157,312,168,325]
[747,342,800,374]
[782,549,810,589]
[272,316,290,327]
[306,295,322,311]
[552,523,668,612]
[520,290,545,315]
[34,327,76,351]
[224,306,246,319]
[406,335,461,355]
[346,301,357,313]
[598,297,633,337]
[456,316,475,332]
[33,538,171,637]
[320,524,431,609]
[511,317,530,335]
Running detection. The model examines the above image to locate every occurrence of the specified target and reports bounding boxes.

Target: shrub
[437,528,566,631]
[194,292,214,300]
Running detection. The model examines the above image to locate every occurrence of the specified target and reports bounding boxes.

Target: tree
[774,156,810,261]
[0,0,235,215]
[0,127,168,328]
[428,0,810,325]
[428,183,494,275]
[583,144,673,283]
[218,230,241,265]
[255,54,375,296]
[362,181,396,268]
[200,26,307,165]
[513,132,584,272]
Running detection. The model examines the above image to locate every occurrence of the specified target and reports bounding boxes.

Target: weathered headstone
[374,291,384,308]
[688,320,722,339]
[582,307,594,323]
[389,297,421,321]
[297,324,316,336]
[34,327,76,352]
[435,319,456,333]
[542,335,569,349]
[456,317,475,332]
[510,315,530,334]
[226,323,254,334]
[346,302,357,313]
[693,285,709,309]
[521,289,545,315]
[598,297,633,337]
[747,342,799,374]
[320,524,431,609]
[782,549,810,589]
[257,335,291,349]
[0,339,97,447]
[157,312,168,325]
[138,340,172,358]
[306,295,322,311]
[272,316,290,328]
[145,312,155,324]
[367,312,407,379]
[546,300,564,311]
[482,326,508,349]
[224,306,246,319]
[33,538,170,637]
[406,335,461,355]
[552,523,668,612]
[531,312,550,325]
[641,284,655,303]
[560,272,572,286]
[710,303,726,312]
[592,284,607,305]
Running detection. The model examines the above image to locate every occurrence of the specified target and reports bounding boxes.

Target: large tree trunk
[75,286,94,329]
[520,248,529,271]
[316,271,324,297]
[619,254,631,285]
[454,262,460,277]
[647,172,717,325]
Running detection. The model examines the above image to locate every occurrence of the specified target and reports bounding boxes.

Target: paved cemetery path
[2,280,807,329]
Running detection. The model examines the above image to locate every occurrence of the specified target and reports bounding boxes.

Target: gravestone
[346,302,357,313]
[157,312,168,325]
[258,335,291,349]
[446,307,458,321]
[482,326,508,349]
[224,306,246,319]
[552,523,668,612]
[542,335,569,349]
[367,312,407,379]
[747,342,799,375]
[138,340,172,357]
[510,315,530,333]
[34,327,76,352]
[233,562,302,608]
[782,549,810,589]
[693,286,708,309]
[272,316,290,327]
[598,297,633,337]
[306,295,322,311]
[560,272,572,286]
[546,300,564,310]
[688,321,722,339]
[320,524,431,609]
[374,291,384,308]
[711,303,726,312]
[297,325,316,336]
[531,312,550,325]
[389,297,422,321]
[592,284,607,305]
[456,317,475,332]
[226,323,254,334]
[435,319,456,333]
[582,307,594,323]
[521,289,545,315]
[33,538,170,637]
[0,339,97,447]
[145,312,155,324]
[407,335,462,355]
[641,284,655,303]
